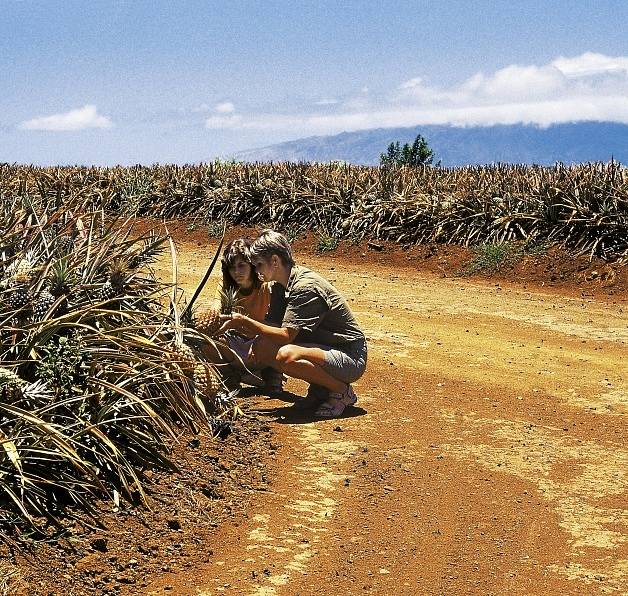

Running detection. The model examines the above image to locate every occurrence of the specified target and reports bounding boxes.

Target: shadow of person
[257,403,367,425]
[236,386,301,403]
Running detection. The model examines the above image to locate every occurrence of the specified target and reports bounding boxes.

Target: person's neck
[276,263,292,288]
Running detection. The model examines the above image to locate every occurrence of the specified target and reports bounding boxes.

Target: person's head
[249,230,294,283]
[221,238,260,292]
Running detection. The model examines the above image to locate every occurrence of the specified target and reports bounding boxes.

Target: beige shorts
[310,337,367,384]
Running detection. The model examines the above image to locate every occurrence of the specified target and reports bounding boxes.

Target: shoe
[261,368,285,394]
[314,385,357,419]
[294,384,329,410]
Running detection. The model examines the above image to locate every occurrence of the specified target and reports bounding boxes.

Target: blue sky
[2,0,628,165]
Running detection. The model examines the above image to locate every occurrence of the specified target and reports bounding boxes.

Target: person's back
[282,265,364,347]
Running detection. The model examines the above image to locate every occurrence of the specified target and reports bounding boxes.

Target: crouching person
[220,230,367,418]
[217,237,285,392]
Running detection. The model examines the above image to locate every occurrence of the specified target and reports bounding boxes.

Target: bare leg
[253,339,346,394]
[280,358,346,393]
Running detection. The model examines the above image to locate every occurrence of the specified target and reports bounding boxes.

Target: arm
[219,313,298,346]
[221,285,327,345]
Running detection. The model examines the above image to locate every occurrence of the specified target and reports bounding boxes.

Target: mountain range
[234,122,628,166]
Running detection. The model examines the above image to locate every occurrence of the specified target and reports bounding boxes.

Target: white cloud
[20,105,112,131]
[214,101,235,114]
[315,98,339,106]
[464,64,567,100]
[552,52,628,77]
[204,52,628,136]
[398,77,423,90]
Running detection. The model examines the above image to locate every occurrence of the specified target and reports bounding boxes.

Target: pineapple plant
[99,257,130,301]
[0,201,218,535]
[191,286,239,337]
[48,257,73,299]
[29,257,74,321]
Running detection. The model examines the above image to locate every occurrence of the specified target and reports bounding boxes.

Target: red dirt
[5,220,627,595]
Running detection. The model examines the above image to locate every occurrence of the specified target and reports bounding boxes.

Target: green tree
[380,134,435,166]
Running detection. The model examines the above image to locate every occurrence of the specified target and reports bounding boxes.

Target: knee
[275,345,297,366]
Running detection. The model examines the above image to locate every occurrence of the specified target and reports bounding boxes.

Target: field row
[1,161,627,261]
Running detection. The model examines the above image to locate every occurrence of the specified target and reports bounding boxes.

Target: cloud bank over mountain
[208,53,628,138]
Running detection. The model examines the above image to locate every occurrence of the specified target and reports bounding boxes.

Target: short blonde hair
[250,229,295,267]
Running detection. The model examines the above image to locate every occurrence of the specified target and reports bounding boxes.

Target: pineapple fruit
[193,362,221,400]
[56,234,74,255]
[100,257,129,301]
[192,286,239,337]
[0,367,25,401]
[32,288,55,321]
[193,307,221,337]
[8,279,30,310]
[172,342,197,377]
[5,251,36,311]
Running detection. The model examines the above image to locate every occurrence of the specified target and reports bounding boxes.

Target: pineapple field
[0,194,247,541]
[0,162,627,595]
[0,160,627,262]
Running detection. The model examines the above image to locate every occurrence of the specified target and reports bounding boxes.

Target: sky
[2,0,628,165]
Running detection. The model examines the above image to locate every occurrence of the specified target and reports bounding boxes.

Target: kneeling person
[220,230,367,418]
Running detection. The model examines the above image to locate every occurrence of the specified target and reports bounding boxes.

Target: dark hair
[220,238,261,291]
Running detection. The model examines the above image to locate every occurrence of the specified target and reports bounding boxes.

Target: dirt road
[147,236,628,596]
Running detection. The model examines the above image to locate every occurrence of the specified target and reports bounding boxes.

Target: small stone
[167,519,181,531]
[90,537,108,552]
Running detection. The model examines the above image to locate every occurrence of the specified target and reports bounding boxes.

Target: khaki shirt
[281,265,364,346]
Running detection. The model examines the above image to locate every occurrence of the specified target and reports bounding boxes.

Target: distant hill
[234,122,628,166]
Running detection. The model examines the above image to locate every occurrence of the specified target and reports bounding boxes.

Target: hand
[218,312,257,336]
